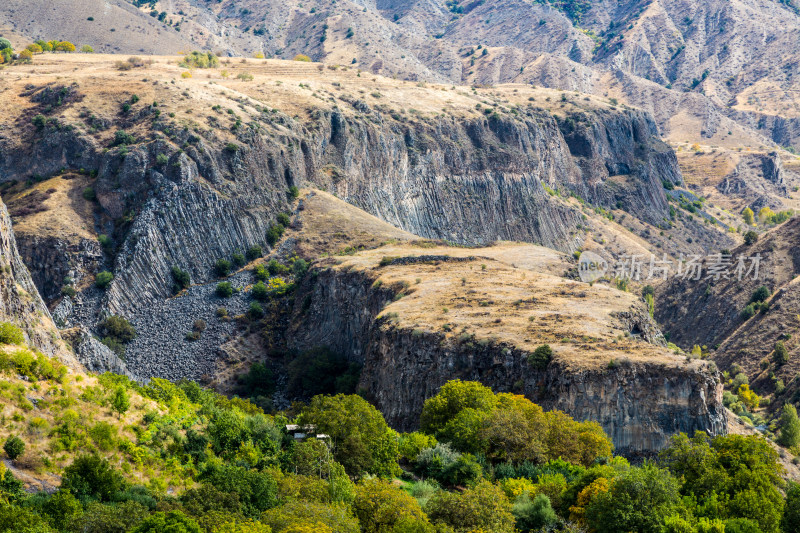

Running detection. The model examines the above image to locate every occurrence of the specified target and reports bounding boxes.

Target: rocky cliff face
[0,197,77,366]
[364,327,724,455]
[288,261,726,455]
[3,92,683,323]
[14,235,103,302]
[715,152,790,210]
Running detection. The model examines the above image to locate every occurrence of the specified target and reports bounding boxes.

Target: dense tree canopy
[420,380,613,466]
[298,394,400,478]
[0,334,797,533]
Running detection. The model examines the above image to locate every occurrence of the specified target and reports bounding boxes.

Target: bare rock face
[60,326,131,378]
[288,263,726,456]
[0,198,77,366]
[363,327,725,456]
[309,108,682,245]
[14,235,103,302]
[20,103,683,325]
[716,152,789,209]
[5,91,696,384]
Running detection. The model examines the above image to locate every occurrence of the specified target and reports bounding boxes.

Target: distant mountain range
[4,0,800,150]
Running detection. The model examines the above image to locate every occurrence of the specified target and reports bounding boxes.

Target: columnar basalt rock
[4,95,692,382]
[91,108,683,317]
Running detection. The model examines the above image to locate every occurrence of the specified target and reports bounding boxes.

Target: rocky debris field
[123,268,254,382]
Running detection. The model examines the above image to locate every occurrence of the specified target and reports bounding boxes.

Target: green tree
[352,479,432,533]
[171,266,190,293]
[660,432,784,532]
[744,230,758,245]
[426,480,515,533]
[180,484,241,517]
[248,302,264,319]
[99,315,136,343]
[266,223,285,246]
[61,454,127,503]
[779,404,800,448]
[750,286,771,303]
[420,380,497,435]
[298,394,400,478]
[782,482,800,533]
[261,501,359,533]
[743,207,754,225]
[3,436,24,460]
[246,246,263,261]
[111,387,130,418]
[0,323,24,345]
[398,432,437,463]
[216,282,234,297]
[131,510,202,533]
[773,341,790,366]
[0,503,56,533]
[513,493,559,532]
[95,271,114,288]
[586,462,684,533]
[251,281,268,301]
[0,38,11,50]
[215,259,232,277]
[527,344,553,369]
[199,462,278,518]
[42,490,82,531]
[479,399,546,462]
[32,114,47,129]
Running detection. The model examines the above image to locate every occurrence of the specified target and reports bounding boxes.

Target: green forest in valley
[1,335,799,533]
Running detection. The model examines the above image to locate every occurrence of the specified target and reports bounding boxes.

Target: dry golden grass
[4,173,96,242]
[322,242,691,370]
[677,150,740,189]
[293,190,416,257]
[0,53,621,154]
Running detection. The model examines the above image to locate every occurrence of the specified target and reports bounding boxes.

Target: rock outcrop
[286,250,726,455]
[362,326,725,456]
[716,152,790,209]
[61,326,132,378]
[15,235,103,302]
[0,197,77,366]
[3,87,688,328]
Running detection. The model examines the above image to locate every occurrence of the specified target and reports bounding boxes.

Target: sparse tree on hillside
[742,207,754,226]
[773,341,790,366]
[55,41,76,52]
[758,207,775,224]
[111,387,130,419]
[4,435,25,460]
[778,404,800,448]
